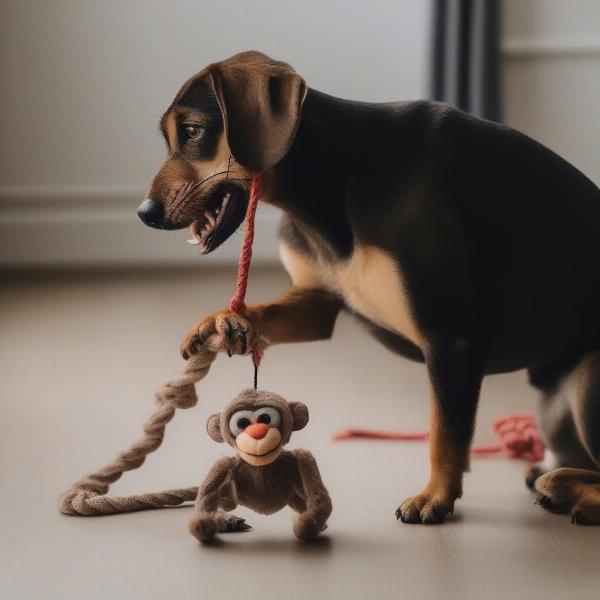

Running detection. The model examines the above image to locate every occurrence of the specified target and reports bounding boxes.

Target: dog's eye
[183,124,205,140]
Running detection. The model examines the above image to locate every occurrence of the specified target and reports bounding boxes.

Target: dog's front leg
[181,286,342,359]
[397,336,484,524]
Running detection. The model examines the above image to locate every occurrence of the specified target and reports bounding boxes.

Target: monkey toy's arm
[189,456,237,542]
[291,449,332,541]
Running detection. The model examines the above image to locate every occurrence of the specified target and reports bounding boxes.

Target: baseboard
[0,188,283,269]
[503,39,600,59]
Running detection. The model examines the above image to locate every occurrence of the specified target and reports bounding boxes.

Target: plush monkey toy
[189,389,332,542]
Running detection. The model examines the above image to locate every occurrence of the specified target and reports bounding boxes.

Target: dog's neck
[260,88,367,257]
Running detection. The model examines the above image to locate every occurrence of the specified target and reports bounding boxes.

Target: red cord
[228,174,263,366]
[228,174,262,315]
[334,414,544,462]
[333,430,430,442]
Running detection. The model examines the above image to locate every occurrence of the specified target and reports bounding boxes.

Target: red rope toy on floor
[334,414,544,462]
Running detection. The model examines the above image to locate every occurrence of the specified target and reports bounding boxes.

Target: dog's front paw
[180,310,256,359]
[396,489,456,525]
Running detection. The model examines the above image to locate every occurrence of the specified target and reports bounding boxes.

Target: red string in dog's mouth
[187,193,231,254]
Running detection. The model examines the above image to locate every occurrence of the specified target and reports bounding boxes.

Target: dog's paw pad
[397,493,453,525]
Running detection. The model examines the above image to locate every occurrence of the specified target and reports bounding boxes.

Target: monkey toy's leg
[290,449,332,541]
[180,286,342,359]
[531,352,600,524]
[189,457,247,542]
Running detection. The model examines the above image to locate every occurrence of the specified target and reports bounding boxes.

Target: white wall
[502,0,600,187]
[0,0,431,268]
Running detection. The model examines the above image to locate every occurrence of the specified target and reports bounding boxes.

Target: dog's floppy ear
[208,51,307,172]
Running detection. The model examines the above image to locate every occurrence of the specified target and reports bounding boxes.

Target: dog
[138,51,600,525]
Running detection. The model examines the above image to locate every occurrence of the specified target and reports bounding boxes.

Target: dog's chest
[280,242,422,346]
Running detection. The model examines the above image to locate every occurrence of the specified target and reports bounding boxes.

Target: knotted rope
[59,175,263,516]
[59,347,216,515]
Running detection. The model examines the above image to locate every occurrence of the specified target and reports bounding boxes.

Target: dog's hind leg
[526,357,596,492]
[532,351,600,523]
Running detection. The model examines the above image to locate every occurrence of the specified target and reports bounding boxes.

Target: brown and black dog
[138,51,600,525]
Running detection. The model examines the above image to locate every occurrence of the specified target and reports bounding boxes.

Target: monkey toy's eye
[254,407,281,428]
[229,410,254,436]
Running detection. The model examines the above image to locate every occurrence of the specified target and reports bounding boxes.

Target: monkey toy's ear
[206,414,224,443]
[289,402,309,431]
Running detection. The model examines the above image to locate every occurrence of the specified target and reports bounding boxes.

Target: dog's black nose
[137,198,165,228]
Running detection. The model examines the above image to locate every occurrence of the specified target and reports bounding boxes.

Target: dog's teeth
[187,238,200,245]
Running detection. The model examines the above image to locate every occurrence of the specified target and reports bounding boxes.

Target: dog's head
[138,51,307,254]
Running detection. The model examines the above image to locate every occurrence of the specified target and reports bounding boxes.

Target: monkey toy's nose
[246,423,269,439]
[137,198,165,228]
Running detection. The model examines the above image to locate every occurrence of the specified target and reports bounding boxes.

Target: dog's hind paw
[526,465,545,491]
[535,467,600,524]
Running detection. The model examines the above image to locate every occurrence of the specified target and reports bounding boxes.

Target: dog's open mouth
[186,182,247,255]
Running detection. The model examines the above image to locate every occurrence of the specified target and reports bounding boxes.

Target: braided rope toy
[59,175,263,516]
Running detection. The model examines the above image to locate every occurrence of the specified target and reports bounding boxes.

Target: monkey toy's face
[207,389,309,467]
[228,406,284,466]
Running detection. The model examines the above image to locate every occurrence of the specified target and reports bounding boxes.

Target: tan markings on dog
[337,246,423,346]
[428,392,468,486]
[248,286,341,346]
[535,467,600,523]
[279,242,323,289]
[191,134,235,181]
[164,112,178,154]
[279,241,422,347]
